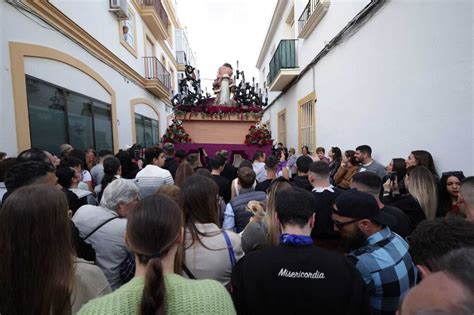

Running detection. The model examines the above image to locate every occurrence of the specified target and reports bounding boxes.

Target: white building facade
[1,0,195,155]
[257,0,473,175]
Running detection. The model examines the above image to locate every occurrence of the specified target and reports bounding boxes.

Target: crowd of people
[0,142,473,315]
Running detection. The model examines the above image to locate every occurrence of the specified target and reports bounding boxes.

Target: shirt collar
[312,184,334,193]
[366,227,392,245]
[362,160,374,167]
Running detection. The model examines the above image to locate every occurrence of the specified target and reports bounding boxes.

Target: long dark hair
[0,185,74,315]
[98,157,121,202]
[391,158,407,185]
[174,161,195,188]
[330,147,342,161]
[411,150,438,177]
[180,175,219,249]
[127,195,183,315]
[344,150,358,166]
[438,172,465,217]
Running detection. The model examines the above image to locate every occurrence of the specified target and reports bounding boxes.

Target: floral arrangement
[244,124,272,146]
[162,119,192,144]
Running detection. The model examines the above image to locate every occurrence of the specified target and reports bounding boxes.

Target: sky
[175,0,276,93]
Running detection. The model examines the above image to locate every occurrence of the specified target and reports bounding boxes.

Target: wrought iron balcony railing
[298,0,320,34]
[138,0,169,27]
[143,56,171,90]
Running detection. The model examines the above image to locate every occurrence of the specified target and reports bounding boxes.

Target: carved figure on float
[212,63,234,106]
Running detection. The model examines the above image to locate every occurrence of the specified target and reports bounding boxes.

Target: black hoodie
[291,175,313,192]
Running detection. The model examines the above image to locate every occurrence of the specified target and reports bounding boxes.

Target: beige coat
[184,223,244,286]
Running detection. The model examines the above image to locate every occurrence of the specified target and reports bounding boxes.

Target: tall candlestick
[236,60,239,70]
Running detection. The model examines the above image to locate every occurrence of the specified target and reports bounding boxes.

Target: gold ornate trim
[9,41,119,153]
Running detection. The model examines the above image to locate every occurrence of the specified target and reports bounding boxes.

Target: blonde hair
[406,166,438,220]
[265,180,292,245]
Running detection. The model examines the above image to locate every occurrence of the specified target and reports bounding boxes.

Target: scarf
[280,233,313,246]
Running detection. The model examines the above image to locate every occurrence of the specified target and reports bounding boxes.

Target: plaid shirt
[349,227,417,315]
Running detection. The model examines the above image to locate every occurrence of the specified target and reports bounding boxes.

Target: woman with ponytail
[97,157,121,202]
[79,195,235,314]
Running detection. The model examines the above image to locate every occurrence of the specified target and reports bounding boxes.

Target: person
[232,187,370,315]
[301,145,310,157]
[385,158,407,193]
[230,160,255,199]
[78,195,235,314]
[437,171,465,217]
[328,146,342,182]
[17,147,51,164]
[60,143,74,157]
[96,157,122,202]
[286,147,298,177]
[333,189,416,315]
[308,161,342,248]
[2,160,58,203]
[175,149,187,164]
[162,143,179,179]
[255,155,278,193]
[135,147,174,198]
[156,184,181,204]
[398,248,474,315]
[68,149,93,192]
[209,157,231,203]
[174,160,195,188]
[85,148,97,172]
[0,152,6,161]
[115,149,139,179]
[291,155,313,191]
[0,157,17,206]
[351,172,413,237]
[0,185,111,314]
[90,149,113,188]
[315,146,330,164]
[73,179,139,289]
[334,150,359,189]
[407,217,474,279]
[240,200,267,254]
[56,165,87,213]
[459,176,474,221]
[181,175,243,286]
[355,145,387,179]
[217,150,238,183]
[223,167,267,233]
[382,166,431,227]
[405,150,438,178]
[252,150,266,183]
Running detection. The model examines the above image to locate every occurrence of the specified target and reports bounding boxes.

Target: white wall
[0,2,169,156]
[264,0,473,175]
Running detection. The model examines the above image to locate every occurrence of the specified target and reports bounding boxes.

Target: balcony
[267,39,299,91]
[136,0,169,40]
[298,0,330,39]
[176,50,187,71]
[143,57,172,99]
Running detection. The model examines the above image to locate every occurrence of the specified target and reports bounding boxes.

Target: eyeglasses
[332,218,361,228]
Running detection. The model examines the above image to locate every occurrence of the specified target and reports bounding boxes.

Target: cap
[334,189,396,227]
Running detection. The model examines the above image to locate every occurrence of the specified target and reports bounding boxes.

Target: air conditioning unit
[109,0,129,20]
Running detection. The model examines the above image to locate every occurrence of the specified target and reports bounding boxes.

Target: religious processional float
[163,62,273,164]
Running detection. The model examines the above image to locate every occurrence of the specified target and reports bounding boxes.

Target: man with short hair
[354,145,387,179]
[459,176,474,221]
[223,167,266,233]
[255,155,278,193]
[162,143,179,179]
[90,149,113,189]
[308,161,342,245]
[252,150,266,183]
[291,155,313,191]
[135,147,173,198]
[232,187,370,314]
[333,189,415,315]
[351,172,413,237]
[398,248,474,315]
[209,157,231,203]
[3,161,58,203]
[408,217,474,279]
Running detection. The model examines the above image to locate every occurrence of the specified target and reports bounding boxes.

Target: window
[278,109,286,146]
[26,76,113,153]
[135,113,159,148]
[169,68,175,92]
[120,9,137,57]
[299,93,315,151]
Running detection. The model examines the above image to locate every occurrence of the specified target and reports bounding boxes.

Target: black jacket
[163,157,179,179]
[311,188,342,240]
[231,244,370,315]
[291,175,313,192]
[381,194,426,229]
